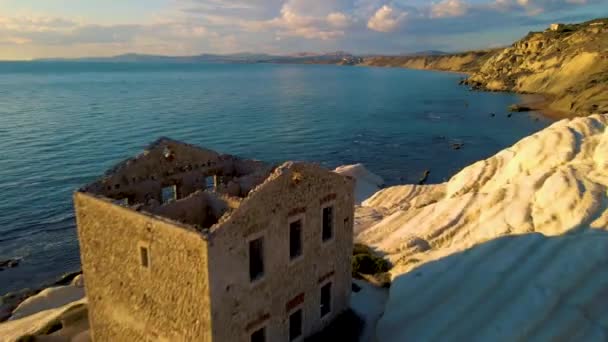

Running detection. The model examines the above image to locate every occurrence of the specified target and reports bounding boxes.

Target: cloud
[431,0,469,18]
[235,2,348,40]
[0,0,603,59]
[367,5,408,32]
[0,15,79,32]
[493,0,594,13]
[327,12,352,28]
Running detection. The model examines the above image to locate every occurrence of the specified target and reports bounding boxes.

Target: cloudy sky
[0,0,606,60]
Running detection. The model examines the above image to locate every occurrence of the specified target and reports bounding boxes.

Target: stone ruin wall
[206,163,355,341]
[81,139,272,218]
[74,192,213,341]
[148,190,242,229]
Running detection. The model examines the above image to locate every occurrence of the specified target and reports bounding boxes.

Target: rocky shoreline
[0,271,81,322]
[2,112,608,341]
[357,18,608,119]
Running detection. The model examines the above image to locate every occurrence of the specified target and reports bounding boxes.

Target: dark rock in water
[418,170,430,185]
[490,113,496,117]
[507,113,513,118]
[0,258,20,271]
[508,104,532,112]
[451,142,464,150]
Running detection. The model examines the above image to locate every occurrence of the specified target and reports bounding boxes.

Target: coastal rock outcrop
[357,114,608,341]
[359,18,608,118]
[361,50,497,73]
[463,19,608,116]
[0,258,20,271]
[0,275,87,341]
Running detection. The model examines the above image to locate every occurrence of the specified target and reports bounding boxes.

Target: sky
[0,0,606,60]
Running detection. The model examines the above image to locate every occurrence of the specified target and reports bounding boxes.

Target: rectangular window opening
[115,197,129,206]
[250,326,265,342]
[140,246,149,268]
[161,185,177,204]
[289,219,303,260]
[322,206,334,241]
[249,237,264,282]
[320,282,332,317]
[205,176,215,190]
[289,309,302,341]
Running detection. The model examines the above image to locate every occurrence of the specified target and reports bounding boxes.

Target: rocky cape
[359,18,608,118]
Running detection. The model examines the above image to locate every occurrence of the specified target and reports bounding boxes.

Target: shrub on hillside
[352,243,390,276]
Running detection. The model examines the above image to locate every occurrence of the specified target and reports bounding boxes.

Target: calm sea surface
[0,62,552,294]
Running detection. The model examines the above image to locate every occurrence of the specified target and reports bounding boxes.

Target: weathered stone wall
[84,139,274,206]
[74,192,213,341]
[83,139,238,204]
[207,163,355,342]
[147,190,241,229]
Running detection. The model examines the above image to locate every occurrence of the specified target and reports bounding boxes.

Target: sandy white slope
[0,298,88,341]
[334,163,385,204]
[351,279,389,342]
[357,114,608,341]
[378,232,608,342]
[0,276,87,341]
[9,276,85,321]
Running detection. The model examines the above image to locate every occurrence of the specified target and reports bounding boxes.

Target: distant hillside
[463,18,608,116]
[37,53,281,63]
[262,51,360,65]
[405,50,449,56]
[359,49,500,73]
[36,52,358,65]
[358,18,608,117]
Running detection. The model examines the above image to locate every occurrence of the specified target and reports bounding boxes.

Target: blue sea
[0,62,552,294]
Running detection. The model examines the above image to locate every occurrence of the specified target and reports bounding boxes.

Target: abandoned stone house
[73,138,355,342]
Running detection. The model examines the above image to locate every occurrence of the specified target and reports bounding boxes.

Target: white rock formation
[351,279,389,342]
[334,163,385,204]
[9,275,85,321]
[0,298,88,341]
[0,275,87,341]
[356,114,608,341]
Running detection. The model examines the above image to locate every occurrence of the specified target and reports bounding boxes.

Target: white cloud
[0,0,601,58]
[494,0,591,14]
[239,5,346,40]
[367,5,408,32]
[431,0,469,18]
[327,12,351,28]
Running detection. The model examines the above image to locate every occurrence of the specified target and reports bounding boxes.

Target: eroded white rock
[357,114,608,341]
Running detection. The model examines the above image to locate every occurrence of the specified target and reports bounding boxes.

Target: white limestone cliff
[334,163,385,204]
[357,114,608,341]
